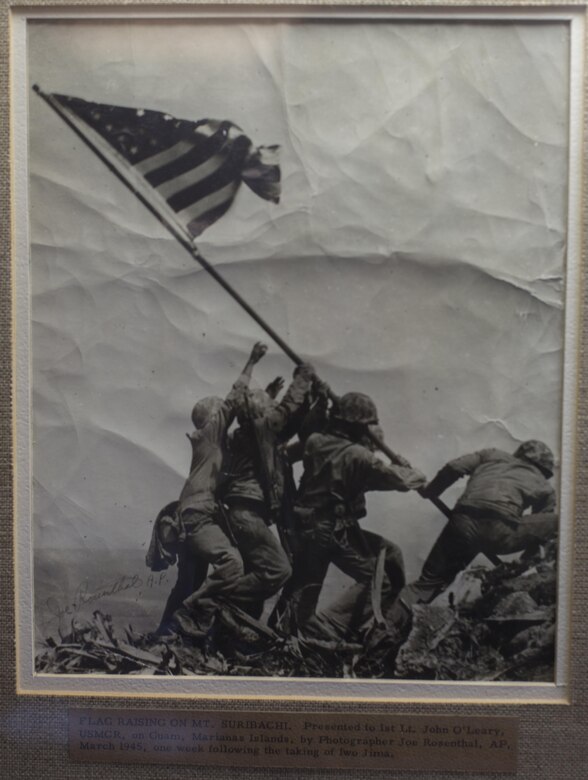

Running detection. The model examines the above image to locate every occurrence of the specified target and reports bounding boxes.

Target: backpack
[145,500,184,571]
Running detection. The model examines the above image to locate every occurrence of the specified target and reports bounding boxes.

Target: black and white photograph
[16,11,581,696]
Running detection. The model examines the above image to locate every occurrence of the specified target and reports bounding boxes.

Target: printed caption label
[69,708,517,772]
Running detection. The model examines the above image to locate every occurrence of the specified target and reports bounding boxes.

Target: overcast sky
[28,19,569,579]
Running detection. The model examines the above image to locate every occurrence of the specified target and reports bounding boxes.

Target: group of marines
[146,342,558,648]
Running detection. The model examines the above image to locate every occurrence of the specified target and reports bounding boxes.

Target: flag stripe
[155,154,227,200]
[178,180,240,224]
[54,99,197,242]
[46,92,280,238]
[145,132,226,188]
[135,140,195,176]
[166,148,248,213]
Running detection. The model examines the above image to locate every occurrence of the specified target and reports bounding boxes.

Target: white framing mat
[12,4,585,701]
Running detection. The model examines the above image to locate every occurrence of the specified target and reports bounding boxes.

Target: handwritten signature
[44,572,168,626]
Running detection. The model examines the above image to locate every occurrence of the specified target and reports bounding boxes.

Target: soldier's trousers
[160,510,244,629]
[285,520,405,635]
[388,508,558,625]
[157,553,207,634]
[224,502,292,619]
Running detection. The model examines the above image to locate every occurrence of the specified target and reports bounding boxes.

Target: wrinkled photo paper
[19,13,579,697]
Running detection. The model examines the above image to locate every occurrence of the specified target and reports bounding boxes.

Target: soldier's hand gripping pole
[194,247,448,524]
[417,489,453,521]
[187,262,456,525]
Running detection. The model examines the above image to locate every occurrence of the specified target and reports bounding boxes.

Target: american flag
[43,92,280,238]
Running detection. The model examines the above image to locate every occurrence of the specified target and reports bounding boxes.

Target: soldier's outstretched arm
[227,342,268,394]
[222,342,269,418]
[268,362,315,433]
[422,450,485,498]
[241,341,268,382]
[358,452,427,493]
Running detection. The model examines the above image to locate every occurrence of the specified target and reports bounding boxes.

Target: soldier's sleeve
[202,383,246,446]
[298,397,328,443]
[424,450,487,497]
[224,376,248,412]
[356,449,426,493]
[268,368,313,434]
[205,377,250,440]
[202,408,231,447]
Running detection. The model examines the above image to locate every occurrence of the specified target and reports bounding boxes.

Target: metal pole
[35,84,449,519]
[33,85,303,365]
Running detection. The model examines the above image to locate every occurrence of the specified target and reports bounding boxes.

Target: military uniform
[286,427,426,632]
[222,365,314,618]
[162,384,252,633]
[392,443,558,618]
[149,342,269,636]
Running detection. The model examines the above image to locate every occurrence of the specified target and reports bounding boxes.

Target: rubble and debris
[394,605,504,680]
[392,542,557,682]
[36,542,557,680]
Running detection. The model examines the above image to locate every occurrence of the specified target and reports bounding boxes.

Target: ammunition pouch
[293,502,356,526]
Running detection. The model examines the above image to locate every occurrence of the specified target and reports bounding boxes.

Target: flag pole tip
[32,84,41,94]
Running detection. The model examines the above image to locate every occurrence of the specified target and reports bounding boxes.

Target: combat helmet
[332,392,379,426]
[513,440,555,477]
[191,396,223,429]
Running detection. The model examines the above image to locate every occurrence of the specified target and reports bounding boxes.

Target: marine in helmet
[280,391,426,636]
[387,440,558,632]
[154,341,268,637]
[220,361,316,618]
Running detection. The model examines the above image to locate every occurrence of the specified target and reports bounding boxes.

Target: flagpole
[189,245,304,367]
[32,86,195,255]
[33,84,303,366]
[34,85,453,522]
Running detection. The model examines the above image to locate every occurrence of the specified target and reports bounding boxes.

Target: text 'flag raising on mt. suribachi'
[35,89,280,238]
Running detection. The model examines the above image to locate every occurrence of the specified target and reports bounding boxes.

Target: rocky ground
[393,539,557,682]
[36,541,557,681]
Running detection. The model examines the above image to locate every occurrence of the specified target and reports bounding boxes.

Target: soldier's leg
[171,515,244,636]
[318,527,405,642]
[271,515,337,631]
[330,525,384,583]
[482,512,558,556]
[385,513,481,630]
[269,539,327,633]
[287,542,332,630]
[156,548,207,634]
[305,581,368,642]
[361,529,406,598]
[225,505,292,619]
[316,526,384,640]
[182,519,244,610]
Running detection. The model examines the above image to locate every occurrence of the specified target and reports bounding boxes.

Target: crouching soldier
[147,341,268,637]
[387,440,558,631]
[284,392,426,636]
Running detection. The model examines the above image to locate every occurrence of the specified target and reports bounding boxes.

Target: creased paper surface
[27,20,568,638]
